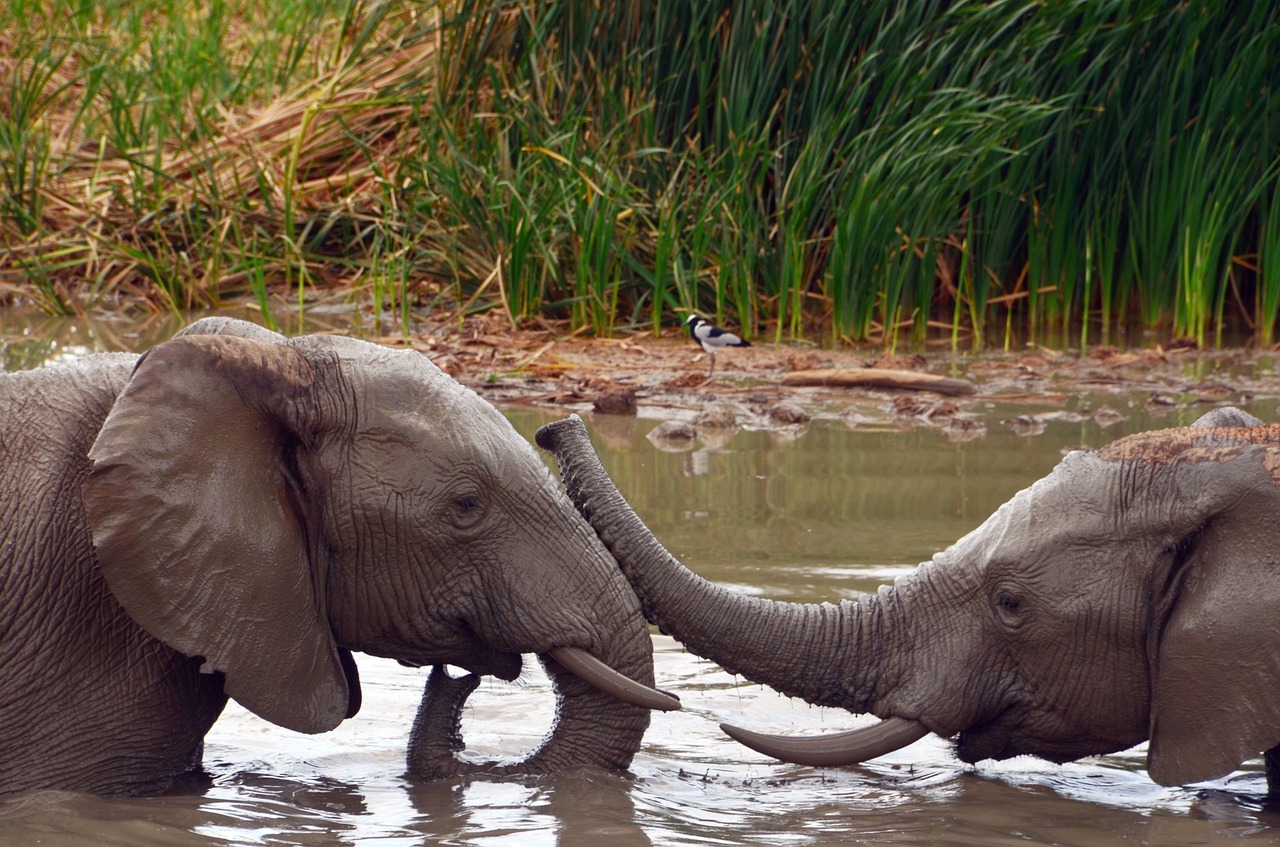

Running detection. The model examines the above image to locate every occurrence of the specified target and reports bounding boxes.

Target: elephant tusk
[547,646,681,712]
[720,717,929,767]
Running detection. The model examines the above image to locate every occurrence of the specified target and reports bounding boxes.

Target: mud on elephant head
[0,318,675,796]
[538,407,1280,792]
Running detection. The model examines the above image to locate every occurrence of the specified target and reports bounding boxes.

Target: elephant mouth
[459,651,524,682]
[394,629,524,681]
[953,706,1041,764]
[955,712,1123,766]
[405,644,679,711]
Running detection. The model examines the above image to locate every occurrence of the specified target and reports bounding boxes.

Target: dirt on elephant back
[370,311,1280,439]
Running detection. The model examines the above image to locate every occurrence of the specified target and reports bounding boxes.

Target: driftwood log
[783,368,976,396]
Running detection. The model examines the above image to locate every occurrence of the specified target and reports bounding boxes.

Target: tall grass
[3,0,1280,347]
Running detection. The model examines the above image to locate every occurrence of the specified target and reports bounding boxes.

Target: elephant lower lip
[958,722,1130,766]
[483,653,523,681]
[955,730,1005,764]
[451,652,522,681]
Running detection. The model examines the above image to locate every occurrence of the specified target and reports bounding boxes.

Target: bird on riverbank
[685,314,750,379]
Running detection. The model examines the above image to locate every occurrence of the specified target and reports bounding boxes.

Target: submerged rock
[647,420,698,451]
[696,404,740,430]
[769,402,811,426]
[592,388,638,416]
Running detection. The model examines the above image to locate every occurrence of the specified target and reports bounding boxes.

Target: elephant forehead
[940,455,1112,562]
[291,333,448,386]
[296,335,504,425]
[357,397,537,471]
[286,334,548,475]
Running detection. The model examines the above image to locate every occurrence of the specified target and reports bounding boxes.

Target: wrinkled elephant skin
[0,318,672,796]
[538,407,1280,792]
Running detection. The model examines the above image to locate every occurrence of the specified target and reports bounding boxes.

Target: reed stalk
[3,0,1279,347]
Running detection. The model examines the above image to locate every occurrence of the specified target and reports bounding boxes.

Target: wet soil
[5,301,1275,437]
[376,311,1280,438]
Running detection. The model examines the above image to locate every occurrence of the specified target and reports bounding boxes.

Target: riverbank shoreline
[389,311,1278,440]
[4,303,1277,440]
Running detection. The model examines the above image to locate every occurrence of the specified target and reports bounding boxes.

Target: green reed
[4,0,1280,347]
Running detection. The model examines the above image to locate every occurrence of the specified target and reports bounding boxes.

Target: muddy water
[4,312,1280,844]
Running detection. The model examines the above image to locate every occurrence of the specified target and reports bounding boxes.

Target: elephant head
[536,409,1280,789]
[75,318,674,783]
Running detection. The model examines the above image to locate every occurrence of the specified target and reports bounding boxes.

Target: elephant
[535,408,1280,794]
[0,318,676,797]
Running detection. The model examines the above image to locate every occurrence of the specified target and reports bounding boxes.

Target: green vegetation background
[3,0,1279,349]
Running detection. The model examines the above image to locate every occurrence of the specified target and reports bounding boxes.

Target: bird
[685,314,750,379]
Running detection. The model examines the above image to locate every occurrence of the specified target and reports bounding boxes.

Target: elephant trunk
[408,618,658,777]
[537,416,871,710]
[522,622,658,773]
[535,416,936,766]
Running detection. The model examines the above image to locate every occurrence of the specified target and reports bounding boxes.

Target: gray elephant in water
[537,408,1280,794]
[0,318,675,797]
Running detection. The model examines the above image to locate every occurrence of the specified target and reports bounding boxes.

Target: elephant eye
[447,493,486,529]
[994,589,1024,627]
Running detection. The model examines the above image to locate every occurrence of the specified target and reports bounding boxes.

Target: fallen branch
[783,368,976,396]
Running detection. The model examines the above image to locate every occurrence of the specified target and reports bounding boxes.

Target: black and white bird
[685,314,750,378]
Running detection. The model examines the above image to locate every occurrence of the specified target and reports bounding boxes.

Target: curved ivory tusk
[720,717,929,767]
[548,646,682,712]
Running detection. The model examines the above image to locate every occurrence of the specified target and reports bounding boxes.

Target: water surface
[3,311,1280,845]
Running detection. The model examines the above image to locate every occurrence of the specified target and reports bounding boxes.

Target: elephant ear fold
[1147,442,1280,786]
[85,333,351,734]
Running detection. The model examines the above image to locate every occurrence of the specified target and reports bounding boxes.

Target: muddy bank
[385,313,1280,442]
[4,305,1277,441]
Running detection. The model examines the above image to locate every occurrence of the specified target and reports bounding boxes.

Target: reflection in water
[3,313,1280,843]
[0,306,374,372]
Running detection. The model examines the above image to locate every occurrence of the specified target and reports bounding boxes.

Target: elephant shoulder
[0,354,149,677]
[1,353,137,452]
[1,354,139,567]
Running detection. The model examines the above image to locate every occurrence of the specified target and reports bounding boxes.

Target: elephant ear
[1145,430,1280,785]
[84,333,352,734]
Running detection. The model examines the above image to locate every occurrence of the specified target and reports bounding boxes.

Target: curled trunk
[407,613,669,777]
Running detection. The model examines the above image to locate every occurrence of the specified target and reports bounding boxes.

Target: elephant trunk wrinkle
[538,416,881,713]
